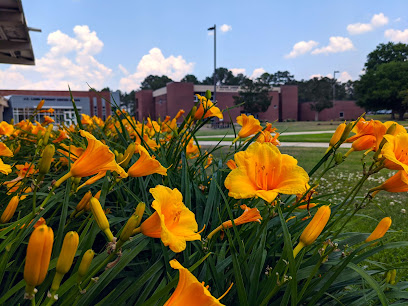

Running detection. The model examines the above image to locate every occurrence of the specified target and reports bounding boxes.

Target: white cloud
[311,37,355,55]
[309,71,353,82]
[119,48,194,92]
[250,68,266,79]
[220,24,232,33]
[384,29,408,43]
[0,25,112,90]
[338,71,353,82]
[118,64,129,75]
[285,40,318,59]
[395,17,401,22]
[347,13,389,35]
[230,68,246,76]
[371,13,389,27]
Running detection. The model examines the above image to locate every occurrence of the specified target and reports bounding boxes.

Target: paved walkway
[197,140,352,148]
[196,130,337,138]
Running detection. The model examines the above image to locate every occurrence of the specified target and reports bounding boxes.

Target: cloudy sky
[1,0,408,92]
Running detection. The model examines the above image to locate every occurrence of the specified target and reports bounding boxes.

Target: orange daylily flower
[0,142,13,157]
[164,259,231,306]
[43,116,55,125]
[127,144,167,177]
[0,121,14,136]
[256,130,280,146]
[52,130,69,143]
[40,108,55,113]
[186,139,200,159]
[175,109,185,120]
[226,159,237,170]
[370,171,408,195]
[55,130,127,187]
[207,204,262,239]
[140,185,201,253]
[194,94,223,120]
[16,162,38,178]
[81,114,93,125]
[382,133,408,173]
[58,144,84,164]
[236,114,262,138]
[224,142,309,203]
[365,217,392,242]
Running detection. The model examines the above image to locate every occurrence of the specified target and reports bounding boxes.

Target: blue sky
[1,0,408,92]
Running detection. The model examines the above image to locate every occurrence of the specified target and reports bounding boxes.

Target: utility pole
[208,25,216,102]
[333,70,339,106]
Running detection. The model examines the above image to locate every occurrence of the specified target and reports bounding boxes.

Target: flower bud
[1,196,20,223]
[390,269,397,285]
[77,249,95,282]
[121,142,136,168]
[205,89,212,100]
[24,225,54,297]
[38,144,55,175]
[334,152,343,164]
[339,122,354,143]
[43,124,53,145]
[51,231,79,291]
[36,99,45,110]
[293,205,331,257]
[90,197,113,241]
[329,122,346,147]
[119,215,139,244]
[73,191,92,215]
[117,153,124,163]
[365,217,392,242]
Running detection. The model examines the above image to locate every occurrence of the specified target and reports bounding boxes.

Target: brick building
[0,90,119,125]
[299,100,365,121]
[135,82,299,122]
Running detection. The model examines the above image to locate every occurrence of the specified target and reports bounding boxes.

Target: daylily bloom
[381,133,408,174]
[52,130,69,143]
[15,162,38,178]
[55,130,127,187]
[236,114,262,139]
[81,114,93,125]
[0,142,13,157]
[58,144,84,164]
[224,142,309,203]
[256,130,280,146]
[24,225,54,298]
[127,144,167,177]
[293,205,331,257]
[226,159,237,170]
[370,171,408,195]
[186,138,200,159]
[43,116,55,125]
[0,121,14,136]
[164,259,231,306]
[140,185,201,253]
[207,204,262,239]
[40,108,55,113]
[194,94,223,120]
[365,217,392,242]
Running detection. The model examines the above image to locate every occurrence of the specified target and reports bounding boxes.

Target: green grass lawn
[280,147,408,277]
[210,145,408,278]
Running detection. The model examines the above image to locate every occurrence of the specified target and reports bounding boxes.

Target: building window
[339,112,344,118]
[93,97,97,116]
[274,105,277,109]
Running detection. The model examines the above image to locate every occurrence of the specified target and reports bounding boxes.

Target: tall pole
[333,70,339,106]
[208,25,216,102]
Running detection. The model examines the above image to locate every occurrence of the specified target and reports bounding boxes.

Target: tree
[119,90,136,116]
[298,77,333,121]
[233,78,272,115]
[364,42,408,71]
[141,75,173,90]
[355,61,408,120]
[180,74,200,84]
[201,67,245,85]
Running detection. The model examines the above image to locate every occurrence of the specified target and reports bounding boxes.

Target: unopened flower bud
[77,249,95,282]
[365,217,392,242]
[36,99,45,110]
[39,144,55,175]
[1,196,20,223]
[51,231,79,291]
[121,143,136,168]
[205,89,212,100]
[329,122,346,147]
[334,152,343,164]
[43,124,54,145]
[339,122,354,143]
[75,191,92,214]
[90,197,113,241]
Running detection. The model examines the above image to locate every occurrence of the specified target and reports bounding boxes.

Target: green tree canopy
[180,74,200,84]
[364,42,408,71]
[355,61,408,119]
[141,75,173,90]
[233,78,272,115]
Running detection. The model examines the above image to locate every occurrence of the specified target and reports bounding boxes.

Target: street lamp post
[333,70,339,106]
[208,25,216,102]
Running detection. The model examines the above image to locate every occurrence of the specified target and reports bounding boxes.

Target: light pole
[208,25,216,102]
[333,70,339,105]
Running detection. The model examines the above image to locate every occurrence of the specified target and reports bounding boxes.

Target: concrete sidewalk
[197,140,352,148]
[196,130,336,138]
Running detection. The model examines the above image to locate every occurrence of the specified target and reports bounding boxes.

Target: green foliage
[233,78,272,114]
[140,75,173,90]
[364,42,408,71]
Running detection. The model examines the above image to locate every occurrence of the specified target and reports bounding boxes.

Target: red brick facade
[299,100,365,121]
